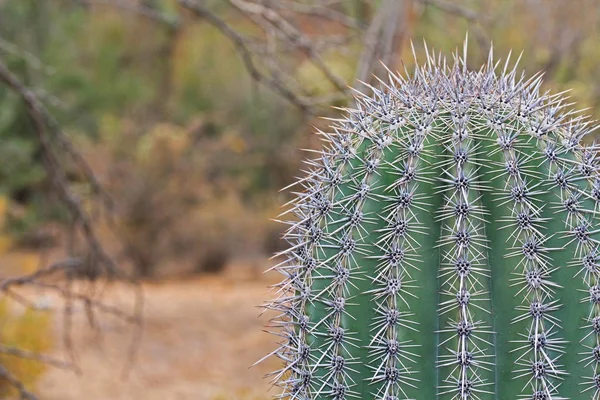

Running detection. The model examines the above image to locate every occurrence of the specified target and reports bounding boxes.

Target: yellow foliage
[98,113,123,148]
[170,21,246,103]
[0,195,12,255]
[296,57,354,96]
[0,236,12,255]
[19,254,41,276]
[0,195,7,220]
[0,194,52,396]
[228,136,247,154]
[135,123,189,165]
[0,299,53,396]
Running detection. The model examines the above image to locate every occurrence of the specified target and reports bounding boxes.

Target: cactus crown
[261,41,600,400]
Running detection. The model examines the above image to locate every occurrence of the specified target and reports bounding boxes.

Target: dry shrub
[106,122,199,277]
[182,193,260,274]
[100,118,270,277]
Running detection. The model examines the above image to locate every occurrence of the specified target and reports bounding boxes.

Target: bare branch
[179,0,314,112]
[270,0,360,29]
[355,0,409,88]
[40,110,115,212]
[0,37,55,75]
[69,0,180,28]
[0,364,37,400]
[0,60,120,278]
[65,0,360,112]
[416,0,489,51]
[0,345,74,370]
[228,0,349,93]
[417,0,480,22]
[33,282,140,324]
[0,259,82,292]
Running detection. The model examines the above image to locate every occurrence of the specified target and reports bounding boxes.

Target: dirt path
[37,271,281,400]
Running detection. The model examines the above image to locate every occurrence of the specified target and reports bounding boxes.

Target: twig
[179,0,313,112]
[355,0,407,87]
[229,0,349,93]
[416,0,489,51]
[40,110,115,212]
[0,364,37,400]
[0,345,74,370]
[69,0,180,28]
[0,37,55,75]
[33,281,139,324]
[417,0,481,22]
[0,60,119,277]
[0,258,83,292]
[272,0,360,29]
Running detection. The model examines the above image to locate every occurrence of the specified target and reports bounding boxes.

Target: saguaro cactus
[261,43,600,400]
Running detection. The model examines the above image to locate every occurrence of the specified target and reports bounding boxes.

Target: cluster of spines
[364,83,432,399]
[480,59,600,398]
[314,114,381,399]
[260,129,351,397]
[295,133,361,400]
[542,122,600,397]
[485,73,567,398]
[575,144,600,398]
[434,66,495,399]
[262,41,600,400]
[261,90,420,399]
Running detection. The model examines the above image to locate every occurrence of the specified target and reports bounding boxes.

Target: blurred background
[0,0,599,399]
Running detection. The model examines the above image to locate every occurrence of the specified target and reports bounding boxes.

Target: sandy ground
[34,265,282,400]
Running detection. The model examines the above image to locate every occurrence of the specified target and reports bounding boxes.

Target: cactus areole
[261,44,600,400]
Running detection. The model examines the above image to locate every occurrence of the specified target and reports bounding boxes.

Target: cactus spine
[261,42,600,399]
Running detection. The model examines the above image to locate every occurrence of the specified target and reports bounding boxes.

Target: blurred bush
[1,0,600,277]
[98,112,290,277]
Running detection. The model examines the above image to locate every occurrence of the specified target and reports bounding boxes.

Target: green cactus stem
[260,42,600,400]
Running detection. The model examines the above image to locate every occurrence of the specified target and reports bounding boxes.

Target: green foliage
[0,99,45,195]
